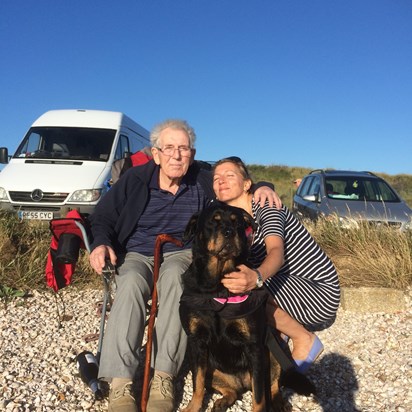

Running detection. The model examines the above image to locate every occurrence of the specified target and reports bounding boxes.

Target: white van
[0,109,150,219]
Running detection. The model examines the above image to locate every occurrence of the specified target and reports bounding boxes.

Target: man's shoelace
[112,383,135,400]
[151,376,173,398]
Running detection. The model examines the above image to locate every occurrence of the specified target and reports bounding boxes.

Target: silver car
[293,170,412,231]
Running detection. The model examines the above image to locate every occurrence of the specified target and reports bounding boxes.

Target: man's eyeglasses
[156,145,192,157]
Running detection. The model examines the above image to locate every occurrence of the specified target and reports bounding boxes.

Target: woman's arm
[221,235,284,294]
[256,235,285,281]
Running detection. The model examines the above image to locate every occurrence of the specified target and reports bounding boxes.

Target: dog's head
[184,203,256,278]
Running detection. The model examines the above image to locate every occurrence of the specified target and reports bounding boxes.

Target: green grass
[0,210,96,295]
[305,217,412,289]
[1,165,411,294]
[0,206,411,295]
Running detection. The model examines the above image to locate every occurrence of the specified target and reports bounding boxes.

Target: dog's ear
[183,212,200,242]
[241,210,257,247]
[242,210,257,231]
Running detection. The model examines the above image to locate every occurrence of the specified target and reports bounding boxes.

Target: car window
[297,176,314,196]
[374,180,400,202]
[307,176,320,197]
[325,178,356,199]
[324,177,400,202]
[114,135,131,161]
[325,179,343,197]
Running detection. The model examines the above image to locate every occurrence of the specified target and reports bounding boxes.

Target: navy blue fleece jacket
[89,160,215,253]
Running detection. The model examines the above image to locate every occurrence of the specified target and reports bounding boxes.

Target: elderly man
[89,119,279,412]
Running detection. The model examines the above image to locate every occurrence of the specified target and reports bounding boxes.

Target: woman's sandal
[294,335,324,374]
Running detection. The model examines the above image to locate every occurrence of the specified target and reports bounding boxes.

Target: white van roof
[32,109,147,134]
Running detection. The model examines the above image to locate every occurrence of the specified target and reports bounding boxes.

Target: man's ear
[183,212,200,242]
[189,148,196,165]
[151,147,161,165]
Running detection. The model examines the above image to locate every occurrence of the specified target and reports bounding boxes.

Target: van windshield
[14,127,116,161]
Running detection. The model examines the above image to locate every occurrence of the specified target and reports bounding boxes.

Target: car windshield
[324,177,400,203]
[13,127,116,161]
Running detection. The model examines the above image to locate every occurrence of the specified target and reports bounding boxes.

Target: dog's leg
[181,337,209,412]
[269,352,286,412]
[249,344,268,412]
[269,380,286,412]
[211,370,241,412]
[183,366,207,412]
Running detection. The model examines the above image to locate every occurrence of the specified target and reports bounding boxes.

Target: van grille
[9,191,69,203]
[12,205,61,212]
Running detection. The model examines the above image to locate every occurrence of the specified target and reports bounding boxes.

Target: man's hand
[253,186,282,209]
[89,245,117,275]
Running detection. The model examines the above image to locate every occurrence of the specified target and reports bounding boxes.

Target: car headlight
[402,216,412,232]
[0,187,8,201]
[68,189,102,202]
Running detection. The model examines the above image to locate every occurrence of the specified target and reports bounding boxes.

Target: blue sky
[1,0,411,175]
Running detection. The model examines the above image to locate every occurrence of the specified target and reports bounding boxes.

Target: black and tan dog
[179,203,315,412]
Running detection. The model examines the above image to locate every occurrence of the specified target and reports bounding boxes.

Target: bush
[304,217,412,289]
[0,209,411,293]
[0,210,96,293]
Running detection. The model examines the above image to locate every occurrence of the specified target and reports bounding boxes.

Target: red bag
[111,147,152,185]
[45,209,88,292]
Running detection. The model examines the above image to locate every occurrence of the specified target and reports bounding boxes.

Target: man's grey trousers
[98,249,192,381]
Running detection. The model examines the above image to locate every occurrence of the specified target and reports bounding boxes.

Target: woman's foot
[292,333,324,374]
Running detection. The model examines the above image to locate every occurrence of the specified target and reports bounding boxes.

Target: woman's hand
[89,245,117,275]
[221,264,257,294]
[222,236,284,294]
[253,186,282,209]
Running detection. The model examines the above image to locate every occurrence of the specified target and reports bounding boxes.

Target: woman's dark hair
[212,156,253,181]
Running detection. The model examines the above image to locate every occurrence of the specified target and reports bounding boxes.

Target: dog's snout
[224,227,235,238]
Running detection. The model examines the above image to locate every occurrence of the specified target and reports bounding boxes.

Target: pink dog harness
[180,288,269,319]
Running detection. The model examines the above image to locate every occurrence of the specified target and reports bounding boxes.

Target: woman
[212,157,340,373]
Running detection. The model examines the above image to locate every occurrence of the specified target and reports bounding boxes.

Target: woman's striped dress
[248,201,340,329]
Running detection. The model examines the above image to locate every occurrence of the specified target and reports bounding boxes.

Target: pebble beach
[1,287,411,412]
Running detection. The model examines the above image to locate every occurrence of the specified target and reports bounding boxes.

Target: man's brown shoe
[146,373,174,412]
[108,381,137,412]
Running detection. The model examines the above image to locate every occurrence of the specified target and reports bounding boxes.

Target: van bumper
[0,202,96,219]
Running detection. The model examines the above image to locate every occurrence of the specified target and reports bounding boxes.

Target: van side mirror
[0,147,9,164]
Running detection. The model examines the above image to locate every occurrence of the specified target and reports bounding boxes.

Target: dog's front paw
[212,398,232,412]
[181,400,203,412]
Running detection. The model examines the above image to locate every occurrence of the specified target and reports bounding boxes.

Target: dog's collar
[180,288,269,320]
[213,295,249,305]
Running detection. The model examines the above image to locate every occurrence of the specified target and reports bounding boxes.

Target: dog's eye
[229,213,237,221]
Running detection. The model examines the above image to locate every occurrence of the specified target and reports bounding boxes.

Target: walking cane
[141,234,183,412]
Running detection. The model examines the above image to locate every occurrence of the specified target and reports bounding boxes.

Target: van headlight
[0,187,8,201]
[68,189,102,202]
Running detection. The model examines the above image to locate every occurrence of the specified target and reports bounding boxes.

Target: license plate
[18,211,54,220]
